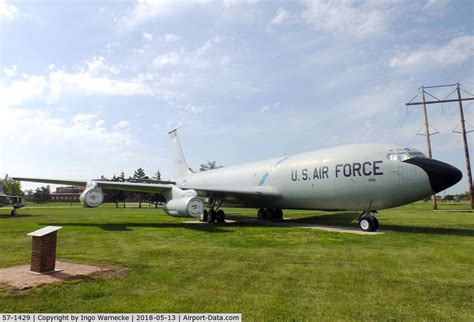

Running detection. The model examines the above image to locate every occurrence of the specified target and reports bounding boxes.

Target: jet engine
[80,187,104,208]
[163,196,204,217]
[163,186,204,217]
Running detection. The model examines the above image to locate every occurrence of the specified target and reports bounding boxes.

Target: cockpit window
[409,152,425,158]
[387,153,398,161]
[386,151,426,161]
[398,153,410,161]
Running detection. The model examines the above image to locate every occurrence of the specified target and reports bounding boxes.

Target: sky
[0,0,473,194]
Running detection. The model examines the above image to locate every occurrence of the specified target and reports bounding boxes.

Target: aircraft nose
[404,157,463,193]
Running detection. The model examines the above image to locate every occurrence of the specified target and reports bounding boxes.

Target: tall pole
[421,85,438,209]
[456,83,474,209]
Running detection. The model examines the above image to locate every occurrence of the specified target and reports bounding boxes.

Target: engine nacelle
[80,187,104,208]
[163,196,204,217]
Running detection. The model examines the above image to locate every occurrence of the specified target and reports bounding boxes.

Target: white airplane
[13,130,462,231]
[0,175,25,216]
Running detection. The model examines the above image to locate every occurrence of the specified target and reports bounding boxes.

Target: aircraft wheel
[207,209,216,223]
[200,210,208,222]
[216,210,225,223]
[267,208,275,220]
[359,216,375,232]
[372,216,379,231]
[11,209,17,217]
[275,209,283,220]
[257,208,266,220]
[268,208,282,220]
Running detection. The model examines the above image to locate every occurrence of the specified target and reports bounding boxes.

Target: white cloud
[302,0,389,38]
[163,33,180,42]
[153,51,180,67]
[0,74,48,108]
[0,0,18,21]
[195,41,212,56]
[143,32,154,40]
[0,108,138,154]
[423,0,450,12]
[132,48,145,55]
[113,120,130,130]
[109,67,120,74]
[2,65,17,77]
[73,113,99,124]
[271,8,288,26]
[48,69,152,101]
[48,64,55,70]
[86,56,107,74]
[121,0,178,28]
[390,35,474,69]
[0,58,153,106]
[260,101,279,113]
[177,104,205,113]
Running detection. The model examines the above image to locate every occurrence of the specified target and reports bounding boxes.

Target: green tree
[119,172,127,208]
[107,174,123,208]
[34,186,51,203]
[133,168,147,208]
[133,168,147,180]
[1,178,24,196]
[443,194,455,201]
[153,170,161,181]
[24,189,34,198]
[199,161,223,172]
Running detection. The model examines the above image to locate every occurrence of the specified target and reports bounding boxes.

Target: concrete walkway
[186,218,387,235]
[0,261,122,290]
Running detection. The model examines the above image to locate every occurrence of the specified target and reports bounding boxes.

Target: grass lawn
[0,202,473,320]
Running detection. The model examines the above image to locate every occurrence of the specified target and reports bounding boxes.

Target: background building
[50,186,84,202]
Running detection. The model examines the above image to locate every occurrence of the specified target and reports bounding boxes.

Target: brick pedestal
[31,232,57,273]
[27,226,62,274]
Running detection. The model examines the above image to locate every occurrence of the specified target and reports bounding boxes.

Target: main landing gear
[257,208,283,220]
[11,208,17,217]
[357,211,379,232]
[200,199,226,224]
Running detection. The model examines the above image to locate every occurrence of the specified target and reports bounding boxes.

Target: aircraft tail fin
[1,174,7,195]
[169,129,193,178]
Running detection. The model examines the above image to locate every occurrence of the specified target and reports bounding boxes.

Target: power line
[406,83,474,209]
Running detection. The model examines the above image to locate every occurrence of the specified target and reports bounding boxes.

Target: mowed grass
[0,203,473,321]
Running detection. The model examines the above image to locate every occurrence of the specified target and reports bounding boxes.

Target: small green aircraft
[0,175,25,216]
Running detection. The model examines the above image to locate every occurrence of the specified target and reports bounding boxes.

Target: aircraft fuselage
[176,143,461,211]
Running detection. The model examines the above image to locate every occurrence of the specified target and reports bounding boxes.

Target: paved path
[185,218,387,235]
[0,261,118,290]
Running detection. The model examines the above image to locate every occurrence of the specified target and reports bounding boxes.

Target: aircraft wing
[12,177,175,194]
[0,194,23,198]
[12,177,281,201]
[12,177,89,187]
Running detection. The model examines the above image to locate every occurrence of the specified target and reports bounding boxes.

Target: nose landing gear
[358,211,379,232]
